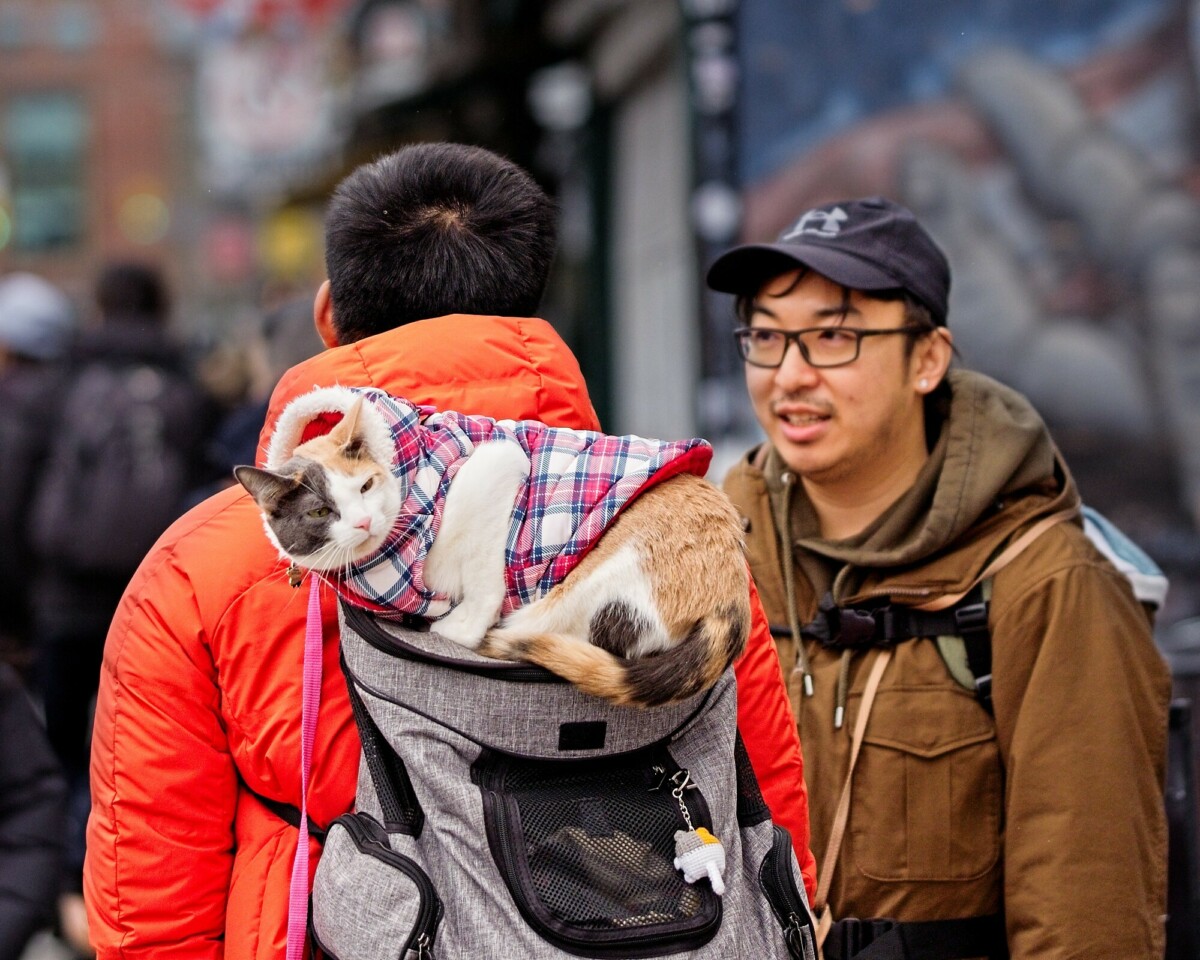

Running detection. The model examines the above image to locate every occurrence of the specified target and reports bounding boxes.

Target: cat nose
[353,517,372,532]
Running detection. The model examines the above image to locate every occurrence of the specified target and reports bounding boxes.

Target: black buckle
[954,599,988,634]
[835,607,881,648]
[824,917,901,960]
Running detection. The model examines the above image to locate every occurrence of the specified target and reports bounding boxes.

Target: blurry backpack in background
[0,271,75,661]
[30,357,210,577]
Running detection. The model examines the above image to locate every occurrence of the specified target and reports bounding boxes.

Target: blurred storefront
[7,2,1198,618]
[330,0,712,438]
[0,1,192,315]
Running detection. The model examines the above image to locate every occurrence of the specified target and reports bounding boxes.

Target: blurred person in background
[189,295,325,504]
[0,662,67,960]
[0,272,75,676]
[25,261,217,956]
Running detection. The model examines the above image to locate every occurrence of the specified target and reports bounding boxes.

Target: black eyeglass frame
[732,325,926,369]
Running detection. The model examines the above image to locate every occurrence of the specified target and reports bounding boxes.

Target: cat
[235,388,749,708]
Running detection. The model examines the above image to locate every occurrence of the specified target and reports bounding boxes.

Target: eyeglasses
[733,325,924,369]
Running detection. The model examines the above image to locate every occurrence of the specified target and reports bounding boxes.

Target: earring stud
[918,378,929,390]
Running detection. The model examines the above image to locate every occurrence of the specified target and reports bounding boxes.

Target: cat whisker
[309,541,347,572]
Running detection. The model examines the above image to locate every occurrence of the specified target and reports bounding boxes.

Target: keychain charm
[666,770,727,895]
[674,826,727,895]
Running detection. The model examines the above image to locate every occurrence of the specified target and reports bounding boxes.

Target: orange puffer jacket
[85,314,815,960]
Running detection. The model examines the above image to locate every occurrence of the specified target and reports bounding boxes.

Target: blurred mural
[733,0,1200,635]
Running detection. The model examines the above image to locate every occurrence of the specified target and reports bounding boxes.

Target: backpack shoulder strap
[913,507,1077,713]
[913,507,1078,613]
[930,581,995,711]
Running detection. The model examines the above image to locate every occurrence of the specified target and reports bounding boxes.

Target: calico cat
[235,390,749,707]
[234,400,401,572]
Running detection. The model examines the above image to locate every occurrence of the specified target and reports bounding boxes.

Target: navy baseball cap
[706,196,951,325]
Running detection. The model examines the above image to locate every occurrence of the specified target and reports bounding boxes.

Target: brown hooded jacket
[723,369,1171,959]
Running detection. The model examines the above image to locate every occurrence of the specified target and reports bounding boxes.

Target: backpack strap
[912,507,1077,714]
[342,652,426,836]
[932,582,994,713]
[912,507,1078,613]
[815,648,893,947]
[244,785,328,842]
[822,912,1008,960]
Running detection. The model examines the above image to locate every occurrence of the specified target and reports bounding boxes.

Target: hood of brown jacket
[753,369,1081,602]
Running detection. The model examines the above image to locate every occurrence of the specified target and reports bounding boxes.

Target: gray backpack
[310,602,817,960]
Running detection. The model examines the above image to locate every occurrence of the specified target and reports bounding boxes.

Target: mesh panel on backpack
[474,748,714,933]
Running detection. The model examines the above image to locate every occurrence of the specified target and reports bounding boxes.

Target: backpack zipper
[758,825,817,960]
[334,812,444,957]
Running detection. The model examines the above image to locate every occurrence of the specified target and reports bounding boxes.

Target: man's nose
[774,339,820,388]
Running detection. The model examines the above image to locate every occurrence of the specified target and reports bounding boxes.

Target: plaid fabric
[333,389,712,620]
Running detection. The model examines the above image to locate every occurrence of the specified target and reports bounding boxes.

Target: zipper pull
[785,912,815,958]
[414,933,435,959]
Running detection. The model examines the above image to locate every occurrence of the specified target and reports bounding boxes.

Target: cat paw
[432,605,494,648]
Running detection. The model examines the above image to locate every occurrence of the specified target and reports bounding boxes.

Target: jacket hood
[259,313,600,466]
[763,369,1079,573]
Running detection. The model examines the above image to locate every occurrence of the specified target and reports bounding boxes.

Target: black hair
[96,261,168,325]
[324,142,558,343]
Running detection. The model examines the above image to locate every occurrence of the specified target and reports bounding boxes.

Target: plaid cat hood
[266,385,713,618]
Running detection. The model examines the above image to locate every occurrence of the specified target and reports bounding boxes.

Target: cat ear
[334,396,370,460]
[234,465,294,509]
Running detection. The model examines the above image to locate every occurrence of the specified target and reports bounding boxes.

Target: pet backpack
[309,602,818,960]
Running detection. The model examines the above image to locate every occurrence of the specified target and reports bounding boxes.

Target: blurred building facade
[0,0,192,315]
[4,0,1198,628]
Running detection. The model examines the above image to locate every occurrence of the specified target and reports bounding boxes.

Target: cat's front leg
[425,439,529,648]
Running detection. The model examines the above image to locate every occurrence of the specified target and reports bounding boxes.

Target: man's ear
[314,280,338,349]
[914,327,954,394]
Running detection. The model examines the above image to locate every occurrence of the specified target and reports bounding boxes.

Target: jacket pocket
[758,825,818,960]
[311,812,443,960]
[850,687,1001,883]
[472,747,722,957]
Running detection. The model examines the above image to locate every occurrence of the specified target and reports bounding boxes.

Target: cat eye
[361,478,374,493]
[307,507,332,518]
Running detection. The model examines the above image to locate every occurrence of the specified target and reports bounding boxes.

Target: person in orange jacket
[84,142,816,959]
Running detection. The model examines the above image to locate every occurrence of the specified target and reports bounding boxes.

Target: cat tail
[478,606,748,708]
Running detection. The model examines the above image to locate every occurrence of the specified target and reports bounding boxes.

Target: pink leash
[287,574,324,960]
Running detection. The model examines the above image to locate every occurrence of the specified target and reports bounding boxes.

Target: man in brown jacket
[709,196,1171,959]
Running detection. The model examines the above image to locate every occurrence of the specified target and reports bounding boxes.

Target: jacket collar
[259,314,599,466]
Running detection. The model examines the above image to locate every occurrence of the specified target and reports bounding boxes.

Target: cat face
[235,399,402,572]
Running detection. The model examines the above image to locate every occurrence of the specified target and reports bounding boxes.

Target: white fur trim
[265,385,398,470]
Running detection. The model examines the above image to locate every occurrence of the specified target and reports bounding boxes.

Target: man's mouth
[780,411,828,425]
[772,401,833,444]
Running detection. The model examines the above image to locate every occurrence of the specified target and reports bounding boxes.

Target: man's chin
[774,444,837,483]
